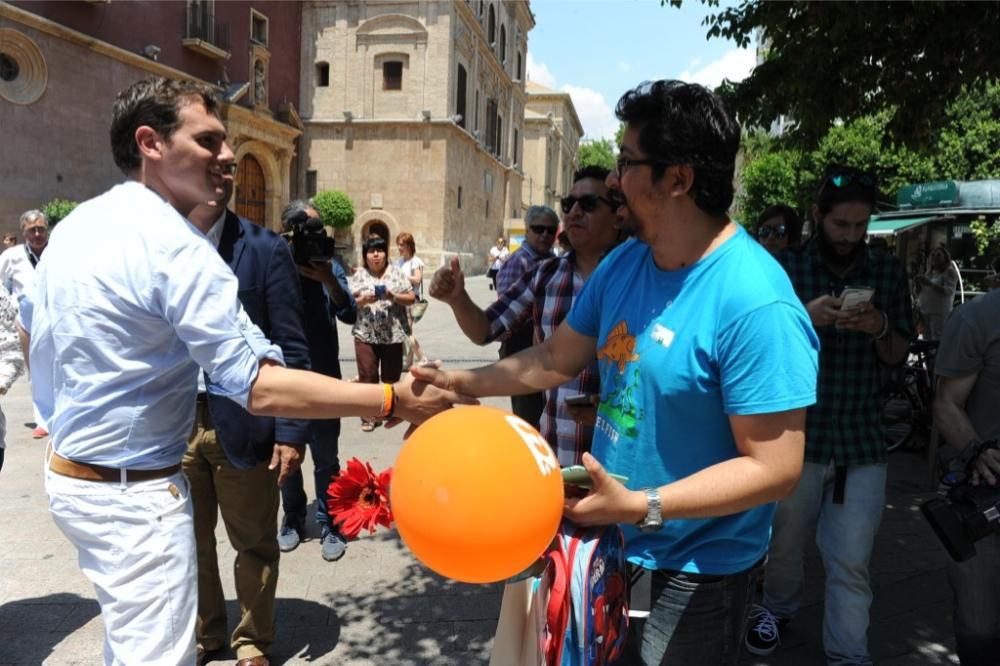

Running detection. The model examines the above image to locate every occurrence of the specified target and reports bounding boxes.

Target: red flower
[327,457,393,539]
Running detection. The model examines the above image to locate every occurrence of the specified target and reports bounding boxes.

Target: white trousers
[45,465,198,665]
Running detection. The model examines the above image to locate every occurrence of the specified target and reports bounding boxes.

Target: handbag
[411,298,430,323]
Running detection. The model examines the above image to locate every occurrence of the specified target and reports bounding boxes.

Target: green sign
[897,181,959,209]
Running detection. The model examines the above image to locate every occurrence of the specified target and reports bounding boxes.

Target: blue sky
[526,0,756,141]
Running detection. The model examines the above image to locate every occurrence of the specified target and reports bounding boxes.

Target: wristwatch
[637,487,663,532]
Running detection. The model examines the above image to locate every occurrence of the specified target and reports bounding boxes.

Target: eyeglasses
[528,224,558,236]
[757,225,787,240]
[614,156,670,177]
[24,226,48,235]
[560,194,616,215]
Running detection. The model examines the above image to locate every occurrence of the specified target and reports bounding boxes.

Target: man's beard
[818,222,864,269]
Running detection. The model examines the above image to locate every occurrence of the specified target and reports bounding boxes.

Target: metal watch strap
[638,487,663,532]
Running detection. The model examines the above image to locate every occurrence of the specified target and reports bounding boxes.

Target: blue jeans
[622,559,761,665]
[948,533,1000,665]
[279,418,341,528]
[763,461,886,666]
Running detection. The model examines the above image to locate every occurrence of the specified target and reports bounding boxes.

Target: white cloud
[561,85,618,141]
[679,48,756,89]
[526,52,556,88]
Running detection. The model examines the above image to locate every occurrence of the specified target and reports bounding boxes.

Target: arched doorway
[235,154,266,226]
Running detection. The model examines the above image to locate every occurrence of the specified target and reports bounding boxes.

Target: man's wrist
[872,311,890,340]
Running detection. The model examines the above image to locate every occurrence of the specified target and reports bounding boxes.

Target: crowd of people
[2,72,998,666]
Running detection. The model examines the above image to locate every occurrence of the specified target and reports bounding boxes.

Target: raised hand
[429,256,466,304]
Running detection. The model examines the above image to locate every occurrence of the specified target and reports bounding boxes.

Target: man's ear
[134,126,163,162]
[810,203,822,228]
[669,164,695,199]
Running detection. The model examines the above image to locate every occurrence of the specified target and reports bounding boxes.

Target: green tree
[670,1,1000,147]
[41,198,78,227]
[736,146,804,227]
[576,138,616,171]
[312,190,355,229]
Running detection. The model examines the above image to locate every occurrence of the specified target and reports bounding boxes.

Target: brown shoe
[235,658,270,666]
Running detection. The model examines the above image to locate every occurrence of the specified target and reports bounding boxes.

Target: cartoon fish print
[597,320,639,374]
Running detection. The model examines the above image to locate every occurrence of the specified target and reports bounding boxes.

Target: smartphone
[564,393,594,407]
[839,286,875,310]
[561,464,628,488]
[374,284,387,299]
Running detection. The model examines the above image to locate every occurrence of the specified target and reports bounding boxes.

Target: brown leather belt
[48,451,181,483]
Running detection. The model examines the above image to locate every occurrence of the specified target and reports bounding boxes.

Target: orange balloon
[391,405,564,583]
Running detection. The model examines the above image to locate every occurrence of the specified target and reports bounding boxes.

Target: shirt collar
[204,209,227,249]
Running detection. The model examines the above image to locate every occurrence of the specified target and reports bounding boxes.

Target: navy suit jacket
[206,210,311,469]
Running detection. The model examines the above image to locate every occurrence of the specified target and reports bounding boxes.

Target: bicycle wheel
[883,385,919,453]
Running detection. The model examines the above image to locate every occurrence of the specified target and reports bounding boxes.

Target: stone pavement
[0,274,961,665]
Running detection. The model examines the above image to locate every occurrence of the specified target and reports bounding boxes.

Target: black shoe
[744,604,788,656]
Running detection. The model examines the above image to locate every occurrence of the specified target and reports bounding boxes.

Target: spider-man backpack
[545,521,629,665]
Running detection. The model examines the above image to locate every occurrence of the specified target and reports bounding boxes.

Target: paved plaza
[0,275,961,665]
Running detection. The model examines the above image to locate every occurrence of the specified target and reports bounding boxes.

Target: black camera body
[283,212,336,265]
[921,482,1000,562]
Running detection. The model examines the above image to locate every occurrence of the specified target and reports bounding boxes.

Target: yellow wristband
[378,382,395,419]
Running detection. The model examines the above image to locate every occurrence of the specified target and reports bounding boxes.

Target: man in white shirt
[0,209,49,438]
[26,76,469,665]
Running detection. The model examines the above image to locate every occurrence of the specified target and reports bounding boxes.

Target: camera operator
[933,287,1000,665]
[276,200,358,562]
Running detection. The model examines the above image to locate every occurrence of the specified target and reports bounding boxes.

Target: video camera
[282,211,337,265]
[921,440,1000,562]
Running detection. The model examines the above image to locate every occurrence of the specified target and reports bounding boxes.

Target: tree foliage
[312,190,355,229]
[736,83,1000,227]
[41,198,78,227]
[576,138,616,171]
[670,1,1000,148]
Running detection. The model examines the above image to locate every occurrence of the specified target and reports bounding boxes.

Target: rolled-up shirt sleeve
[156,241,284,408]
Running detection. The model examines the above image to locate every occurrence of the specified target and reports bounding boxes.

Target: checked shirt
[484,252,597,466]
[781,241,914,466]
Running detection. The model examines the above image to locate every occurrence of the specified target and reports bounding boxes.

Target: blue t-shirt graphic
[567,227,819,574]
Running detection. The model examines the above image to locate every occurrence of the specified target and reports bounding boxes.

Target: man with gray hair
[275,199,358,562]
[494,204,559,427]
[1,209,50,438]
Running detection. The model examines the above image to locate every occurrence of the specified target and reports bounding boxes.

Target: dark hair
[814,165,879,216]
[614,80,740,217]
[756,204,803,247]
[281,199,317,229]
[363,234,388,253]
[110,77,220,174]
[524,205,559,227]
[573,165,610,184]
[395,231,416,254]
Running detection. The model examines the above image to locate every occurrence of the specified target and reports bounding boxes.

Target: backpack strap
[544,544,570,665]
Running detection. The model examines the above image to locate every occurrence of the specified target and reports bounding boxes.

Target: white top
[0,242,41,302]
[396,255,425,299]
[489,245,509,271]
[24,182,283,469]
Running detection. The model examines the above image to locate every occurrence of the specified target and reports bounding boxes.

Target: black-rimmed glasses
[614,156,670,177]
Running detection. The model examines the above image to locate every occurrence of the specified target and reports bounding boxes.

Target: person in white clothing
[486,236,509,290]
[0,209,49,438]
[395,231,428,368]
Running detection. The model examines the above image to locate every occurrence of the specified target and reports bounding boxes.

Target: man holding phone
[746,166,914,663]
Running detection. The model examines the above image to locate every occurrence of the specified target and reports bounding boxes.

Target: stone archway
[232,141,282,231]
[355,209,400,267]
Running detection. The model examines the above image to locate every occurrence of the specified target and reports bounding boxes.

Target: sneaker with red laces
[32,427,48,439]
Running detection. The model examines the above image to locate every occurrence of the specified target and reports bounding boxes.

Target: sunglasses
[818,168,878,199]
[529,224,558,236]
[560,194,616,215]
[757,225,787,240]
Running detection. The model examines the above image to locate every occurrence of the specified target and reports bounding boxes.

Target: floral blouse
[0,285,24,394]
[348,264,412,345]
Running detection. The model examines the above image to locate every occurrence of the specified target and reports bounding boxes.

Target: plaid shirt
[485,253,597,465]
[781,241,914,466]
[496,244,548,294]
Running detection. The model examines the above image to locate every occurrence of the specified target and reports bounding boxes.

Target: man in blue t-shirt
[415,80,819,665]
